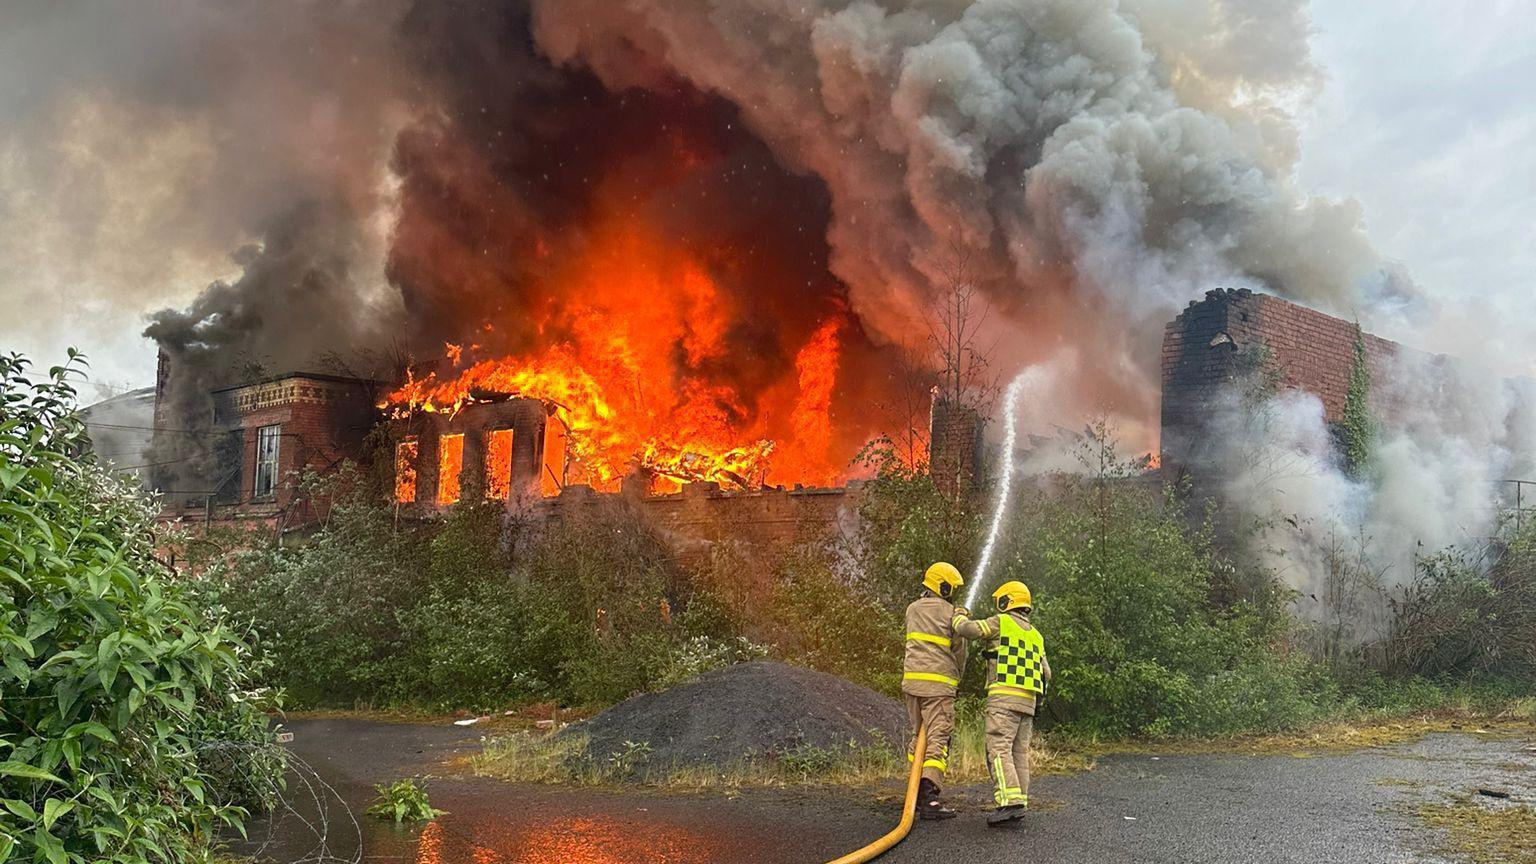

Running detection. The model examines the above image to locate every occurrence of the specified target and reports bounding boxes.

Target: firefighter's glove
[954,605,971,618]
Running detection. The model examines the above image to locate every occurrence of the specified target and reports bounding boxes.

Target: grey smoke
[0,0,410,391]
[11,0,1528,614]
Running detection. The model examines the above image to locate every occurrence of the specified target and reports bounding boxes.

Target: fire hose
[823,723,927,864]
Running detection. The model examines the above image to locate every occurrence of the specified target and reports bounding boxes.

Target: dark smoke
[143,202,400,492]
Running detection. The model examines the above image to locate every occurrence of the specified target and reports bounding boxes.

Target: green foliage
[604,740,653,777]
[365,778,443,823]
[655,635,768,690]
[1384,542,1536,681]
[0,352,281,864]
[764,543,901,692]
[203,494,749,710]
[1340,324,1376,478]
[989,426,1328,738]
[852,438,981,612]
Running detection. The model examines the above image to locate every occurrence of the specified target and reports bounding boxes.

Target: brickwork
[930,397,984,497]
[160,373,380,532]
[537,480,858,564]
[1161,288,1407,468]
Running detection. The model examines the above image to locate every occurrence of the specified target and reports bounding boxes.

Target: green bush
[986,428,1325,738]
[0,352,280,864]
[203,490,745,710]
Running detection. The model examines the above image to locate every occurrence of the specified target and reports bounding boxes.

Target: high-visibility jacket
[954,610,1051,713]
[902,594,967,696]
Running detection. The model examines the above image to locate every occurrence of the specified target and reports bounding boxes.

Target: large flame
[385,196,850,492]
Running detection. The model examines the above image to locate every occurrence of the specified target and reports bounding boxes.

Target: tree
[924,238,1000,415]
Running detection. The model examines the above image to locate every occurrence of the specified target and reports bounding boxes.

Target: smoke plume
[16,0,1528,594]
[528,0,1388,444]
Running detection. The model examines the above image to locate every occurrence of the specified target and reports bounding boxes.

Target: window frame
[253,424,281,499]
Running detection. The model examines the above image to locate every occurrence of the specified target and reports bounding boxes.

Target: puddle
[228,728,855,864]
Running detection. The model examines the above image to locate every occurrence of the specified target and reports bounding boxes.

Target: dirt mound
[561,661,905,778]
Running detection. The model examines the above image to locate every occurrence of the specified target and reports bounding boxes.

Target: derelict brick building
[1160,287,1410,469]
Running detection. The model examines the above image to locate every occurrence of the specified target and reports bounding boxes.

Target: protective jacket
[902,594,967,696]
[953,610,1051,714]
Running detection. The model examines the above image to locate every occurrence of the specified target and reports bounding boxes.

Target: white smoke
[1215,348,1536,632]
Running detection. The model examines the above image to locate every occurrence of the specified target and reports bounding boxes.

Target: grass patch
[1072,702,1536,760]
[1420,797,1536,863]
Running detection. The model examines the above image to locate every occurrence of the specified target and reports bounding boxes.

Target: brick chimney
[929,394,983,497]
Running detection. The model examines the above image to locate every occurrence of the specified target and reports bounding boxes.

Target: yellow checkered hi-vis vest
[989,614,1046,697]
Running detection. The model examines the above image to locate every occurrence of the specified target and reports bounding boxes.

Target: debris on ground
[557,661,904,778]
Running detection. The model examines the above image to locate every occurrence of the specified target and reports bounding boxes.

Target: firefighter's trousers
[984,700,1034,806]
[904,693,954,786]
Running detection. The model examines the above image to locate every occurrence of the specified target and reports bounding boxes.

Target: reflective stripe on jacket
[902,595,966,695]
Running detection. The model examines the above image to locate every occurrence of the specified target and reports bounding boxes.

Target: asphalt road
[236,717,1535,864]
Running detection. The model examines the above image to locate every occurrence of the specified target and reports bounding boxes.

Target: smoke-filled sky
[0,0,1532,406]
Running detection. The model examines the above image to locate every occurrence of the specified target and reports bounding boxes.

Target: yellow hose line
[824,724,927,864]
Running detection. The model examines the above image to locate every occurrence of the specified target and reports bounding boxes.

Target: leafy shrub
[764,544,901,692]
[0,353,280,864]
[656,635,768,690]
[366,778,443,823]
[202,491,752,710]
[605,740,653,777]
[988,428,1325,738]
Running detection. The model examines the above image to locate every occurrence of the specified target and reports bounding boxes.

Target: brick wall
[536,480,857,565]
[1160,288,1406,468]
[167,373,380,531]
[929,397,983,497]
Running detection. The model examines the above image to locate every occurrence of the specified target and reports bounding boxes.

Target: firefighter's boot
[917,778,956,820]
[986,804,1025,826]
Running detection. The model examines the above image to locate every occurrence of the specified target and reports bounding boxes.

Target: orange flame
[485,428,513,500]
[385,180,852,492]
[437,433,464,504]
[395,438,418,503]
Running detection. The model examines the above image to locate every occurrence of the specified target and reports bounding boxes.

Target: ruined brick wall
[536,481,857,565]
[1160,288,1403,468]
[386,398,548,508]
[929,397,983,497]
[158,374,380,532]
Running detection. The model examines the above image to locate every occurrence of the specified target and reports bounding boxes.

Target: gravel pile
[560,661,905,778]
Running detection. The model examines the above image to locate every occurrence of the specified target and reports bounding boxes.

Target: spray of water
[964,369,1036,609]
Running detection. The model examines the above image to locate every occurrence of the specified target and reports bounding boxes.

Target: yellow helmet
[922,562,964,599]
[993,581,1032,613]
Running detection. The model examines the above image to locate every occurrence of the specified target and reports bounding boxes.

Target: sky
[1298,0,1536,371]
[1,0,1534,401]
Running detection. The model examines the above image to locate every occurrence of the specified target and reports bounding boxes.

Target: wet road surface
[236,717,1535,863]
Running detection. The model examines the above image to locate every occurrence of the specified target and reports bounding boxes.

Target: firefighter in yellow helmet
[902,562,967,819]
[953,580,1051,825]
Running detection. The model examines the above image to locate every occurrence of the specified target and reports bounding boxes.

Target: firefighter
[953,580,1051,826]
[902,561,967,820]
